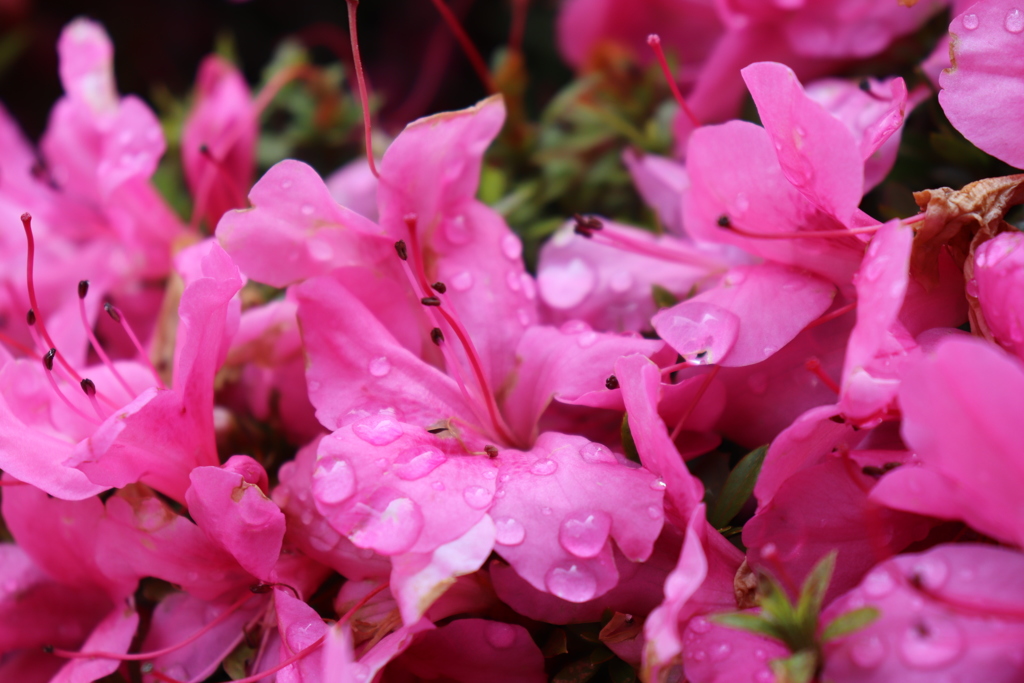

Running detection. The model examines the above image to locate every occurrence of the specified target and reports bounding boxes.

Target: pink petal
[393,619,545,682]
[56,19,117,114]
[975,231,1024,360]
[51,602,139,683]
[622,150,689,235]
[940,0,1024,169]
[325,157,379,221]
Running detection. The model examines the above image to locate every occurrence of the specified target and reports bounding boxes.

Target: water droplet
[963,12,979,29]
[965,278,979,298]
[747,372,769,395]
[851,634,886,669]
[506,271,522,292]
[609,271,633,293]
[647,505,663,520]
[312,457,357,504]
[484,622,517,649]
[863,568,896,598]
[1007,8,1024,32]
[579,442,617,464]
[394,446,447,481]
[368,357,391,377]
[654,301,739,365]
[451,271,474,291]
[352,414,402,446]
[541,506,552,516]
[445,215,470,245]
[578,331,598,348]
[710,642,731,661]
[762,345,778,357]
[651,478,667,491]
[308,239,333,262]
[911,556,948,590]
[483,469,497,480]
[300,204,315,217]
[900,615,963,668]
[495,490,506,498]
[691,617,712,634]
[281,179,293,190]
[539,259,595,309]
[754,649,768,662]
[754,671,774,683]
[693,649,707,661]
[502,234,523,260]
[351,497,424,555]
[517,308,531,327]
[494,517,526,545]
[521,276,537,300]
[733,193,750,216]
[559,510,612,558]
[531,459,558,476]
[545,563,598,602]
[375,458,388,469]
[431,481,445,491]
[463,485,493,509]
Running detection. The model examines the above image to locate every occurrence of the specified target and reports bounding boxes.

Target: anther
[78,280,89,299]
[573,213,604,238]
[859,78,872,92]
[484,445,499,458]
[605,375,619,390]
[421,296,442,307]
[717,215,731,228]
[26,309,35,326]
[80,378,96,396]
[431,281,447,294]
[104,302,121,323]
[828,414,845,423]
[431,327,445,345]
[42,645,54,654]
[43,348,56,371]
[395,240,408,260]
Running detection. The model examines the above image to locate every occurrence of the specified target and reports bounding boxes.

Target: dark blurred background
[0,0,570,141]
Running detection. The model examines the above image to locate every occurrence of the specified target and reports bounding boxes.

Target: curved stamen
[647,34,700,129]
[21,214,83,383]
[805,301,857,330]
[344,0,380,178]
[80,379,107,421]
[42,350,100,426]
[78,283,137,401]
[719,220,882,241]
[428,0,498,94]
[104,304,167,389]
[805,357,840,394]
[575,215,730,270]
[659,360,692,376]
[0,329,39,358]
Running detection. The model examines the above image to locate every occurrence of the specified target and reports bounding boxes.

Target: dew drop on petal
[483,469,497,480]
[312,457,356,504]
[506,271,522,291]
[530,459,558,476]
[521,275,537,300]
[308,239,333,262]
[444,215,470,245]
[862,568,896,598]
[394,446,447,481]
[517,308,531,327]
[911,556,948,590]
[494,517,526,546]
[609,271,633,293]
[280,179,293,190]
[300,204,315,216]
[545,563,598,602]
[651,477,667,491]
[502,234,523,260]
[754,671,773,683]
[579,442,617,464]
[451,271,474,291]
[300,511,314,526]
[647,505,663,520]
[963,12,979,29]
[578,331,598,348]
[690,617,712,634]
[655,302,739,365]
[851,634,886,669]
[965,278,979,298]
[559,510,612,558]
[431,481,445,491]
[463,485,494,509]
[1007,8,1024,32]
[900,616,963,668]
[539,259,595,309]
[368,356,391,378]
[541,506,552,516]
[351,497,424,555]
[709,642,731,662]
[484,622,517,649]
[352,414,402,446]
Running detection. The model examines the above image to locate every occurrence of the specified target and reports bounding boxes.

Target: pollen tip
[647,33,661,46]
[78,280,89,299]
[395,240,409,261]
[421,296,442,307]
[431,281,447,294]
[26,309,36,326]
[484,445,499,458]
[717,215,732,228]
[431,327,444,345]
[605,374,620,390]
[20,212,31,224]
[104,302,121,322]
[80,378,96,396]
[43,348,56,371]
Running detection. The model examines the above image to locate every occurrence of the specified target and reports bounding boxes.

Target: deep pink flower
[973,231,1024,361]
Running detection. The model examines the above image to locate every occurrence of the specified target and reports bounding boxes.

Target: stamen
[484,445,499,458]
[509,0,529,54]
[249,582,300,600]
[394,240,408,260]
[660,361,692,376]
[344,0,380,178]
[805,301,856,330]
[428,0,498,94]
[26,309,36,326]
[105,304,166,389]
[80,378,106,421]
[575,215,729,270]
[79,283,137,400]
[22,214,83,383]
[670,366,720,441]
[805,357,840,394]
[49,593,254,662]
[403,216,518,446]
[0,329,39,358]
[719,220,882,240]
[605,375,619,390]
[431,281,447,294]
[42,350,100,425]
[420,296,442,307]
[431,327,445,345]
[647,34,701,129]
[573,213,603,238]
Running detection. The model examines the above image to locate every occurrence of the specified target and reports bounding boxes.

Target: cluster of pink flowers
[2,1,1024,681]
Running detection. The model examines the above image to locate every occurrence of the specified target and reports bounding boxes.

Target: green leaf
[552,647,615,683]
[770,649,818,683]
[651,284,679,310]
[621,415,641,464]
[543,628,569,658]
[708,445,768,528]
[795,551,837,635]
[822,607,881,642]
[710,612,786,641]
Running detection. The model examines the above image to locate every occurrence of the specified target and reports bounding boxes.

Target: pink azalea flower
[940,0,1024,169]
[822,544,1024,680]
[973,231,1024,361]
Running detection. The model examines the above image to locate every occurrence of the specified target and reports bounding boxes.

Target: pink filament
[344,0,380,179]
[647,34,700,129]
